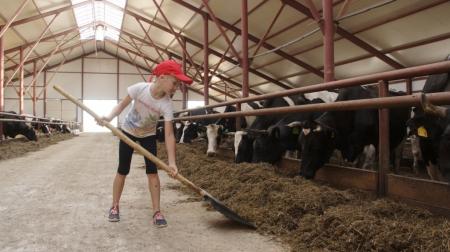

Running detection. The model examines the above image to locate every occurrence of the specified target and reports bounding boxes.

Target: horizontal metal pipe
[0,118,76,125]
[172,92,450,122]
[174,60,450,114]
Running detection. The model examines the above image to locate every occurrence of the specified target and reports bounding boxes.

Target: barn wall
[2,51,217,130]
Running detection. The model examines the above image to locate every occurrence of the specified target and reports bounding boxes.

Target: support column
[116,58,120,128]
[406,78,413,95]
[237,0,249,130]
[182,38,187,109]
[0,36,4,140]
[322,0,335,82]
[43,71,47,117]
[203,14,209,105]
[241,0,249,98]
[19,47,24,114]
[378,80,390,197]
[81,56,84,131]
[32,61,36,116]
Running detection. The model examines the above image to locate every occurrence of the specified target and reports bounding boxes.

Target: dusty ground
[0,133,286,252]
[160,140,450,252]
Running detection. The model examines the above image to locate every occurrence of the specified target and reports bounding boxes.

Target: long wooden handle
[53,85,206,196]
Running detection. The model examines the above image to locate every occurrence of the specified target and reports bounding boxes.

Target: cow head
[174,122,184,142]
[234,131,253,163]
[298,120,336,179]
[206,124,223,156]
[179,121,199,143]
[250,126,287,164]
[23,126,38,141]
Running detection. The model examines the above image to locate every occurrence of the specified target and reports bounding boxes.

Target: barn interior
[1,0,450,251]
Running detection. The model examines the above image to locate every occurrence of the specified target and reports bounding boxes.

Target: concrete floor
[0,133,285,252]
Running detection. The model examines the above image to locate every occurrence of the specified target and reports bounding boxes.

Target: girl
[99,60,192,227]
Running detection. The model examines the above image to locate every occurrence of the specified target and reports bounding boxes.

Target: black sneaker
[153,211,167,228]
[108,206,120,222]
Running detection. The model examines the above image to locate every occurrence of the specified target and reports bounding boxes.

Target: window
[187,101,205,109]
[71,0,126,42]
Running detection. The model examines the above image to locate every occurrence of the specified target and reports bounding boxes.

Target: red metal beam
[151,0,202,77]
[173,60,450,114]
[19,47,24,114]
[337,0,352,19]
[305,0,321,24]
[0,36,4,115]
[173,91,450,121]
[201,0,240,61]
[4,1,89,29]
[322,0,335,82]
[173,0,323,78]
[0,0,32,38]
[377,80,389,196]
[32,61,36,115]
[282,0,404,69]
[4,14,59,87]
[251,3,285,57]
[124,8,285,91]
[203,13,209,105]
[241,0,249,99]
[24,33,74,98]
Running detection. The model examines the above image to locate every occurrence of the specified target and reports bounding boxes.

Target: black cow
[254,97,327,164]
[407,91,450,181]
[234,95,308,163]
[298,86,410,179]
[0,111,37,141]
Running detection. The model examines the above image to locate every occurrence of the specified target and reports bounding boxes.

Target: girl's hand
[96,116,111,126]
[168,164,178,178]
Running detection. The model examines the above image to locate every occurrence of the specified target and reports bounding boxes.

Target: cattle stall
[172,60,450,216]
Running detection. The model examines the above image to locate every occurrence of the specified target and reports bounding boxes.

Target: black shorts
[118,130,157,175]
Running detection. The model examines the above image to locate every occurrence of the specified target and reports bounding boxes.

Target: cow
[251,97,325,164]
[156,117,184,143]
[407,93,450,182]
[244,91,338,164]
[406,57,450,181]
[31,117,51,136]
[297,86,410,179]
[204,105,248,156]
[234,94,309,163]
[178,108,218,144]
[0,111,37,141]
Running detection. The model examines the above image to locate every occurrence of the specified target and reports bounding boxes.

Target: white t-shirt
[121,82,173,138]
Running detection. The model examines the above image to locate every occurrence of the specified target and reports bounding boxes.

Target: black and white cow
[234,94,310,163]
[31,117,51,136]
[179,108,218,144]
[204,105,249,156]
[298,86,410,179]
[156,117,185,143]
[0,111,37,141]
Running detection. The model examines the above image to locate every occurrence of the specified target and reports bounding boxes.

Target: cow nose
[206,151,216,157]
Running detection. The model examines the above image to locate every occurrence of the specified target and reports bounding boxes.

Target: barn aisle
[0,133,285,252]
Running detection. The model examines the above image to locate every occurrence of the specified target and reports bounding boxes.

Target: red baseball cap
[152,60,193,85]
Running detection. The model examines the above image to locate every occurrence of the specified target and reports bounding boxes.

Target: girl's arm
[164,121,178,177]
[101,95,132,123]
